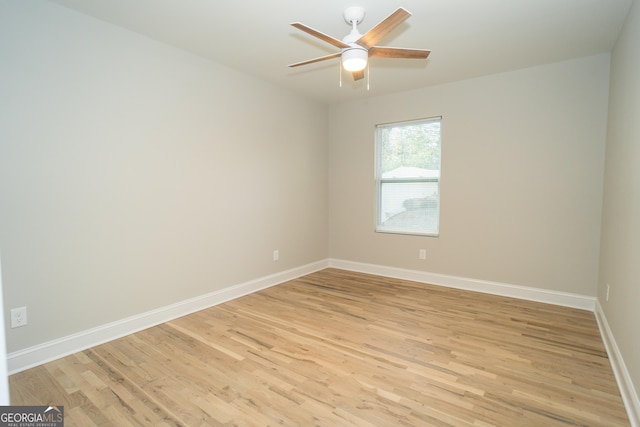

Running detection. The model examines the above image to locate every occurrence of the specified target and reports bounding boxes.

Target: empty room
[1,0,639,425]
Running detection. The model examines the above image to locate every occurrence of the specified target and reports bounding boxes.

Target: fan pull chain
[339,58,343,87]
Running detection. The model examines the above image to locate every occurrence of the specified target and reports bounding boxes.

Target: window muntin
[375,117,442,236]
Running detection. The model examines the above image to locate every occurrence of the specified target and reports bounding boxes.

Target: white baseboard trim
[595,300,640,427]
[7,259,329,375]
[328,259,597,311]
[328,259,640,424]
[9,258,635,423]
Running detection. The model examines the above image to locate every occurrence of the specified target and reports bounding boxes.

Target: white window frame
[375,117,442,237]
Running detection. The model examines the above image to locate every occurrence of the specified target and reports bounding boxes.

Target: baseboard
[7,259,329,375]
[595,300,640,427]
[328,258,596,311]
[328,259,639,425]
[9,258,635,423]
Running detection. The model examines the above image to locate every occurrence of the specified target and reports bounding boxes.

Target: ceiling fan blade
[352,70,365,81]
[291,22,350,49]
[288,52,342,68]
[369,46,431,60]
[356,8,411,49]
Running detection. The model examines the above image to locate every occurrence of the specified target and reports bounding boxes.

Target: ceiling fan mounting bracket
[343,7,365,25]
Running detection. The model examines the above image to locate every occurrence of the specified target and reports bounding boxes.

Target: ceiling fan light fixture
[289,7,430,83]
[342,47,368,72]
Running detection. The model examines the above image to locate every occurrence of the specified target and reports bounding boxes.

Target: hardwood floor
[10,269,629,426]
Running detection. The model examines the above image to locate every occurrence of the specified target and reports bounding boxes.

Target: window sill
[375,227,439,237]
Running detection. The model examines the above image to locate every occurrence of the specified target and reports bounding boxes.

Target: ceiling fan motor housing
[341,7,367,72]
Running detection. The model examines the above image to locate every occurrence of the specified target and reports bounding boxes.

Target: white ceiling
[48,0,632,105]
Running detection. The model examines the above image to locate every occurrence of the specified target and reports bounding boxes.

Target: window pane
[380,182,439,232]
[376,118,441,236]
[379,121,441,175]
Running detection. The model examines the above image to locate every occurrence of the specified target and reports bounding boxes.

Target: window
[375,117,442,236]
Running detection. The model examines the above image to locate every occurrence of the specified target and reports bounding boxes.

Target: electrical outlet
[419,249,427,260]
[11,307,27,328]
[606,283,610,301]
[273,250,279,261]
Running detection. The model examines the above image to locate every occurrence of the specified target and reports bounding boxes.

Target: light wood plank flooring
[10,269,629,426]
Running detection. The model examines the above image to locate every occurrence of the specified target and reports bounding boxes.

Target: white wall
[328,54,610,296]
[0,1,328,353]
[599,0,640,409]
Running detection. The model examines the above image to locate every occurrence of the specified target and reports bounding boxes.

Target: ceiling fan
[288,7,431,81]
